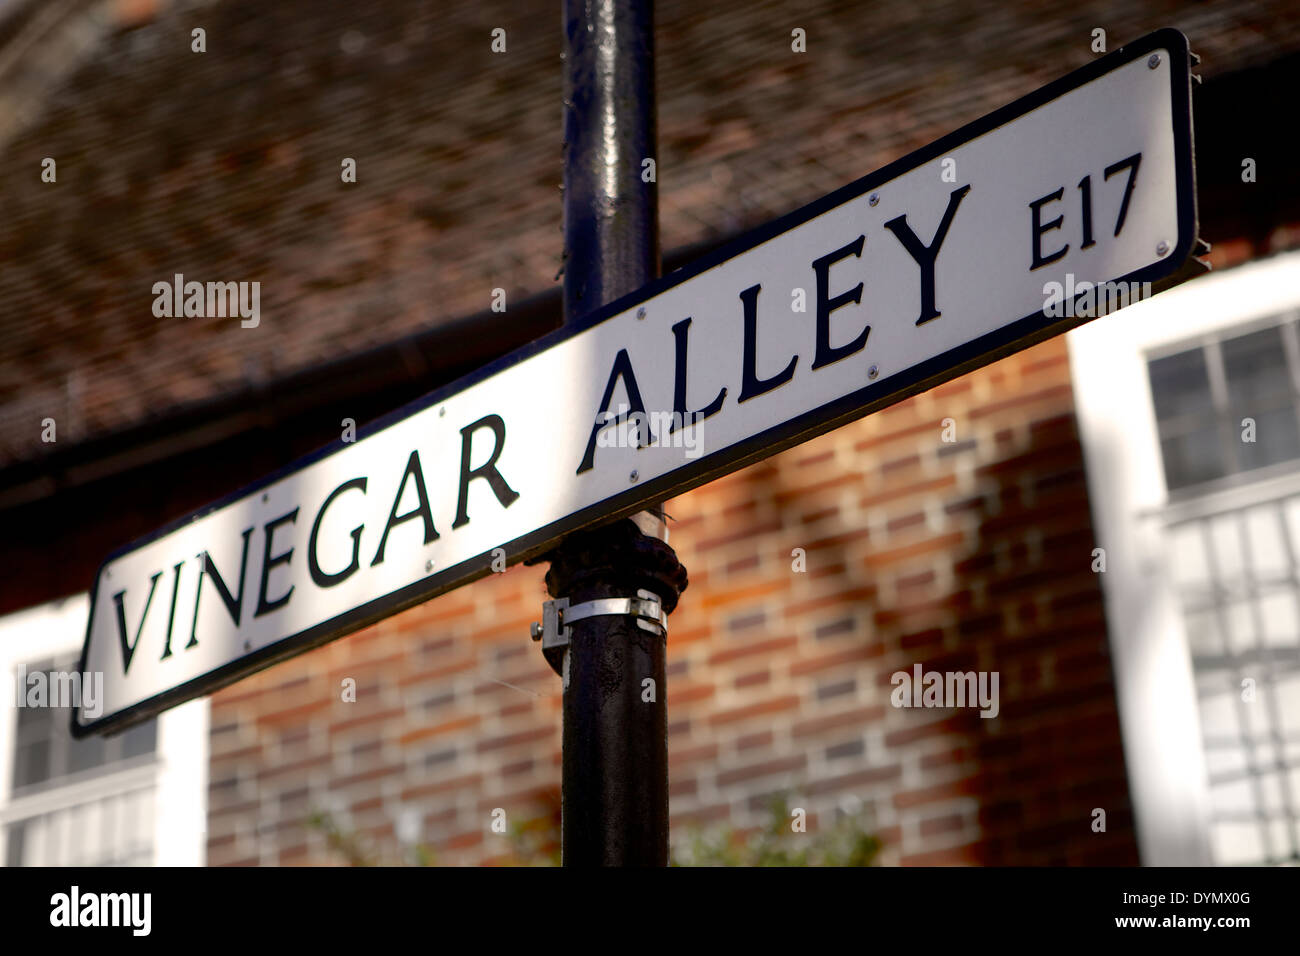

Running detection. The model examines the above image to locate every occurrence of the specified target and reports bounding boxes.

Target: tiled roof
[2,0,1298,470]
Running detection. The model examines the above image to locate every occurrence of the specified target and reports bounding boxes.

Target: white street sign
[76,29,1196,735]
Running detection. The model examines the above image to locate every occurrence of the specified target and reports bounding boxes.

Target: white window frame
[0,594,209,866]
[1068,248,1300,865]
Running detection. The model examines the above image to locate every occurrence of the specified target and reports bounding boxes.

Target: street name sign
[75,29,1197,735]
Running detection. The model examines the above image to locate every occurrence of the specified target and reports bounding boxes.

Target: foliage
[306,792,879,867]
[670,795,880,867]
[304,809,379,866]
[305,809,435,867]
[502,798,563,866]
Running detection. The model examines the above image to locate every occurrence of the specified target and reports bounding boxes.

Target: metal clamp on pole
[530,588,666,675]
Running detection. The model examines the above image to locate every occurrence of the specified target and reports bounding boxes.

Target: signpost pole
[541,0,686,866]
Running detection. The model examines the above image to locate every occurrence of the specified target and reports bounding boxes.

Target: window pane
[14,695,52,737]
[67,733,108,777]
[1161,427,1229,489]
[1222,326,1292,406]
[121,720,157,761]
[10,657,158,792]
[1150,347,1214,422]
[1233,404,1300,471]
[12,740,50,790]
[1179,485,1300,864]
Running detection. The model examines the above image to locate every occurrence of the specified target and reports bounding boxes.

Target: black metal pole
[543,0,686,866]
[561,0,658,319]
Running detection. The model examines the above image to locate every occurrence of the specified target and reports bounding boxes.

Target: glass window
[9,656,157,794]
[1150,347,1215,422]
[1170,500,1300,865]
[1148,319,1300,492]
[1222,326,1291,406]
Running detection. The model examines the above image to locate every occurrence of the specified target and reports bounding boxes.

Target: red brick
[789,642,885,676]
[399,715,480,745]
[476,726,554,753]
[894,777,982,809]
[709,695,801,727]
[670,682,716,706]
[805,764,901,794]
[400,772,484,802]
[920,813,965,837]
[900,843,984,866]
[669,777,699,797]
[863,533,965,569]
[736,730,773,751]
[734,669,771,689]
[669,742,719,767]
[859,474,956,510]
[708,635,798,666]
[329,706,405,734]
[716,754,807,786]
[791,704,886,738]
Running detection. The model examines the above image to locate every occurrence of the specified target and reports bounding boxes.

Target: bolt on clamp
[530,589,667,675]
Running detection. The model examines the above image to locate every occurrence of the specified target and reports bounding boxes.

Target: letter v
[112,572,162,676]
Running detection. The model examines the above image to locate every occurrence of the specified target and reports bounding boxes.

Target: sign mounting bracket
[530,589,666,675]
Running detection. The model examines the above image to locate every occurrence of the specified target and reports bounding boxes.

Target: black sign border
[74,28,1197,737]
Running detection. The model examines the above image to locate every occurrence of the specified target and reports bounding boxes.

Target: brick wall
[206,336,1138,865]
